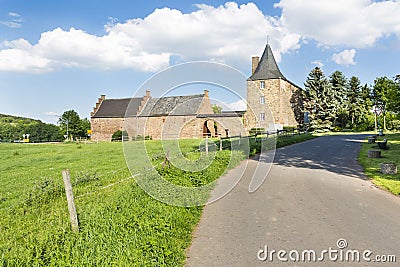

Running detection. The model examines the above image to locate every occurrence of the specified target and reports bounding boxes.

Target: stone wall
[91,117,124,141]
[246,78,299,131]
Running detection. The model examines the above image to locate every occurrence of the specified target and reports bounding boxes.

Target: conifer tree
[303,67,336,131]
[330,70,348,128]
[347,76,364,127]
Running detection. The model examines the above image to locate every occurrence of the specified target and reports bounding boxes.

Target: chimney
[252,56,259,74]
[92,94,106,117]
[138,90,151,114]
[204,90,209,98]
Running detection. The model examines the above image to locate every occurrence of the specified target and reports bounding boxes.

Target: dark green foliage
[24,178,63,206]
[347,76,365,127]
[302,67,337,132]
[330,70,348,107]
[73,172,100,186]
[111,130,129,141]
[372,77,400,130]
[283,126,297,132]
[58,110,91,139]
[212,104,222,114]
[300,68,400,132]
[0,114,62,142]
[249,127,265,135]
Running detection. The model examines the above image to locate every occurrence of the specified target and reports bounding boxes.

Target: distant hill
[0,114,62,142]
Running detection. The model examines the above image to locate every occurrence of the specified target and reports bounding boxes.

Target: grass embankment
[0,133,316,266]
[358,133,400,195]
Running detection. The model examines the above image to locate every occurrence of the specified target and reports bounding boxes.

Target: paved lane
[186,135,400,266]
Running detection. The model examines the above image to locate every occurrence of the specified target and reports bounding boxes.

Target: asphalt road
[186,134,400,266]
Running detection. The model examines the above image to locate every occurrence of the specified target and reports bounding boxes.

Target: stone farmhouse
[90,42,302,141]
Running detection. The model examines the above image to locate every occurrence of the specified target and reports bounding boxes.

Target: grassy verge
[0,133,316,266]
[358,133,400,195]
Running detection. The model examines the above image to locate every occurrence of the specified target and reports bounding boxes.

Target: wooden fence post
[62,170,79,232]
[205,136,209,155]
[219,136,222,151]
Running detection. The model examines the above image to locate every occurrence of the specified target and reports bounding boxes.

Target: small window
[260,96,265,104]
[260,81,265,89]
[260,113,265,121]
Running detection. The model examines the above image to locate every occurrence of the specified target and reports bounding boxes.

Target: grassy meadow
[358,133,400,195]
[0,133,316,266]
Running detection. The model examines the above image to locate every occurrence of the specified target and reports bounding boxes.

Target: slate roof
[92,98,142,118]
[139,94,204,117]
[248,44,287,81]
[197,111,246,118]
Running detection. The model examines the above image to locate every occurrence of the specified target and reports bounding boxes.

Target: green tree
[361,83,373,111]
[58,110,91,139]
[372,77,397,130]
[387,75,400,113]
[303,67,337,132]
[347,76,364,127]
[329,70,348,128]
[212,104,222,114]
[25,122,63,142]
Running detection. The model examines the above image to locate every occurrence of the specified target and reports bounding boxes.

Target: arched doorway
[203,121,211,137]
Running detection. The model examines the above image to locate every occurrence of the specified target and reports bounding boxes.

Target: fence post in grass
[219,136,222,151]
[205,136,209,155]
[62,170,79,232]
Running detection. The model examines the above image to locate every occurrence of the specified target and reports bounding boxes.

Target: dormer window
[260,81,265,89]
[260,96,265,104]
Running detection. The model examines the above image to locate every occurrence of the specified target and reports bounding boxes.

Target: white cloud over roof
[0,2,299,73]
[0,1,399,73]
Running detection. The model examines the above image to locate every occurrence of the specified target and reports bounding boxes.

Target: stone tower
[246,43,300,131]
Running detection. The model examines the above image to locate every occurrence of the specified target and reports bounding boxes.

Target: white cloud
[45,111,60,116]
[275,0,400,47]
[225,99,247,111]
[0,2,301,73]
[0,21,21,28]
[1,12,22,28]
[311,60,324,68]
[332,49,356,66]
[8,12,21,17]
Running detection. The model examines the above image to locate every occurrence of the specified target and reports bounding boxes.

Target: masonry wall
[246,78,299,131]
[91,117,125,141]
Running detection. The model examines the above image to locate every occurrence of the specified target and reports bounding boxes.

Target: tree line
[298,67,400,132]
[0,110,90,142]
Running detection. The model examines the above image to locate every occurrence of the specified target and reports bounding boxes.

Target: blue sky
[0,0,399,124]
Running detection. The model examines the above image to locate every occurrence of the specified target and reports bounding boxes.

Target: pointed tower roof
[248,44,287,81]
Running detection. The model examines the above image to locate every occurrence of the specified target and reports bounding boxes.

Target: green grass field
[358,133,400,195]
[0,134,316,266]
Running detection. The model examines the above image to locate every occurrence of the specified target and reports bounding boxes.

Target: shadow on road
[257,134,369,179]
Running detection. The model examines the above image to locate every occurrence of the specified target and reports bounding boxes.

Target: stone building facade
[90,42,301,141]
[245,43,301,131]
[91,90,245,141]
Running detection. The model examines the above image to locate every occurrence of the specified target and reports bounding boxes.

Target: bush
[249,128,265,136]
[283,126,297,132]
[24,178,63,206]
[111,130,129,142]
[387,120,400,130]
